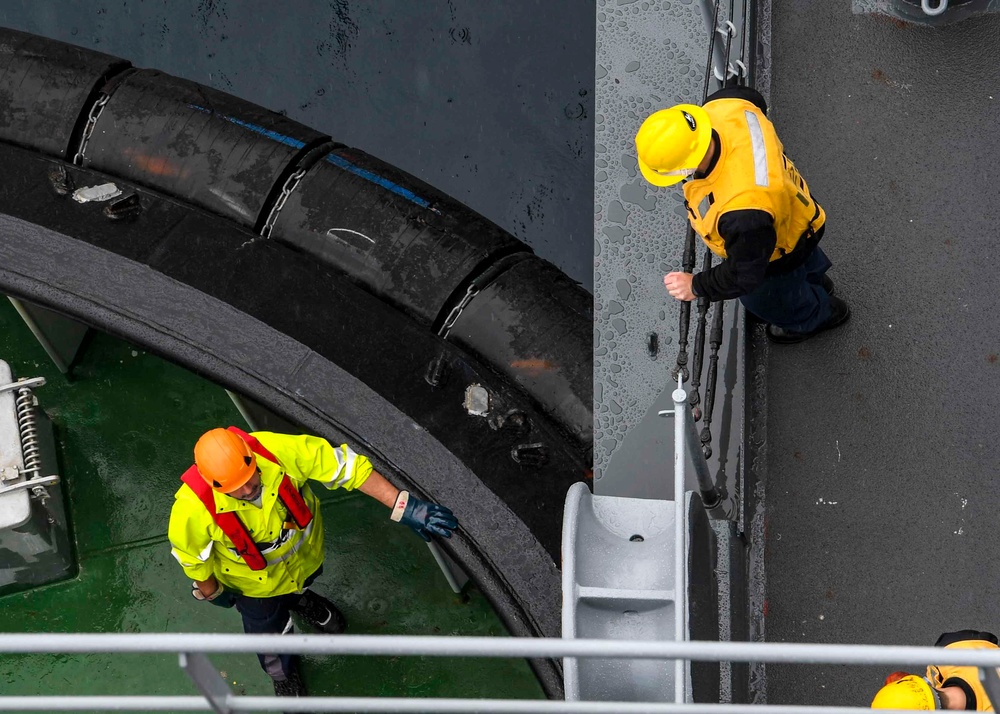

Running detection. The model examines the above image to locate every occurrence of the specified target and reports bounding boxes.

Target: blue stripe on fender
[186,104,306,150]
[325,153,438,213]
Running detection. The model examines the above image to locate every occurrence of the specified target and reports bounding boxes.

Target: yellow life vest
[927,639,998,711]
[682,97,825,261]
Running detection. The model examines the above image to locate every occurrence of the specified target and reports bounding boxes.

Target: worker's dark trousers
[233,567,322,681]
[739,246,833,332]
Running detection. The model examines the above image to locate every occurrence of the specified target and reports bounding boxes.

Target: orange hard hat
[194,428,256,493]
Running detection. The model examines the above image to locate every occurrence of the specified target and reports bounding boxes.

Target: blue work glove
[191,581,236,608]
[390,491,458,542]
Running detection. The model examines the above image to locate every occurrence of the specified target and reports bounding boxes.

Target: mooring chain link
[439,282,481,338]
[700,302,726,459]
[260,167,308,239]
[674,0,748,468]
[73,94,110,166]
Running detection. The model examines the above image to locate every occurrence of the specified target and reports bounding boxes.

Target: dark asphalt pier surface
[762,3,1000,706]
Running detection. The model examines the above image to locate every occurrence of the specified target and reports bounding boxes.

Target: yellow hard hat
[635,104,712,187]
[871,675,939,710]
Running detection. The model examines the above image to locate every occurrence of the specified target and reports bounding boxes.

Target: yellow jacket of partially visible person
[168,432,373,598]
[927,636,999,712]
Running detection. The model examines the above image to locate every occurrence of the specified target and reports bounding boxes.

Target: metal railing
[673,0,752,501]
[657,376,723,703]
[2,633,1000,712]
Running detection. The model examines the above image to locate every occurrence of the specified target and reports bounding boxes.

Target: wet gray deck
[763,3,1000,707]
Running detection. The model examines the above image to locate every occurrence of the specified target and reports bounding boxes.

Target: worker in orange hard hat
[636,83,850,344]
[871,630,998,710]
[168,427,458,701]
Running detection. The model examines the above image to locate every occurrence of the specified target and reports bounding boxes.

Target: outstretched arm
[359,469,458,541]
[358,469,400,507]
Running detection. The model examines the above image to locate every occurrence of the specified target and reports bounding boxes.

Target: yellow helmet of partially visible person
[635,104,712,187]
[871,674,939,710]
[194,428,257,493]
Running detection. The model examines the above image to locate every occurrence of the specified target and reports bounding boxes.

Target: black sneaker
[766,296,851,344]
[292,589,347,634]
[273,668,307,697]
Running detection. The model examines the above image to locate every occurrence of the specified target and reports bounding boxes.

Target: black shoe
[273,668,307,697]
[820,274,835,297]
[292,589,347,634]
[766,296,851,344]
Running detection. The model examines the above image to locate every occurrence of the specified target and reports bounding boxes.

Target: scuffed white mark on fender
[327,227,375,244]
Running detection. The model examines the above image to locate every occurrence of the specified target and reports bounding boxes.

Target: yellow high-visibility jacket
[927,638,999,711]
[683,97,824,262]
[168,432,373,598]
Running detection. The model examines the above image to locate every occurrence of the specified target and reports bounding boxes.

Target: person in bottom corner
[871,629,999,710]
[167,427,458,702]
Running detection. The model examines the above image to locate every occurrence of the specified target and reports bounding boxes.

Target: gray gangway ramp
[761,2,1000,708]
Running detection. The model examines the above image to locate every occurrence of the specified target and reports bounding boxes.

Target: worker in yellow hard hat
[871,630,998,710]
[167,427,458,701]
[636,84,850,344]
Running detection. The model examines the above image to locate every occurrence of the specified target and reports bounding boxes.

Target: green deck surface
[0,296,543,704]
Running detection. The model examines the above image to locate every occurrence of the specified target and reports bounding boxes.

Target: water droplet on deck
[620,180,657,211]
[602,225,630,244]
[608,200,629,226]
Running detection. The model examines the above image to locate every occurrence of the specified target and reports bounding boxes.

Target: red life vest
[180,426,314,571]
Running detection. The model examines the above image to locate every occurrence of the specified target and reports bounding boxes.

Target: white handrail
[1,635,998,712]
[0,632,998,666]
[672,378,688,703]
[0,695,966,713]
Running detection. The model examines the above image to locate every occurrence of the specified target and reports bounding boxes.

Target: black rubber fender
[273,145,529,326]
[449,257,594,451]
[0,28,593,461]
[81,68,330,228]
[0,27,129,159]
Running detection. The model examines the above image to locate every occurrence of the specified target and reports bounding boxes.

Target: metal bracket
[178,652,240,714]
[922,0,948,16]
[8,298,90,375]
[0,377,45,395]
[714,62,744,81]
[426,541,470,594]
[0,474,59,497]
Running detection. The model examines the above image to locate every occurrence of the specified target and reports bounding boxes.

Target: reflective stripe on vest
[179,426,314,572]
[682,97,825,262]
